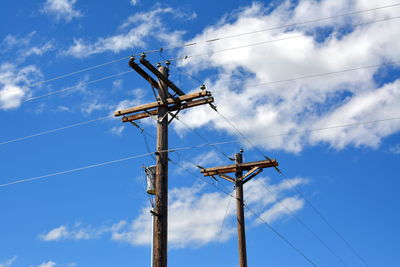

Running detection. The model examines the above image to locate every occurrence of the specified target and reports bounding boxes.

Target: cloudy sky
[1,0,400,266]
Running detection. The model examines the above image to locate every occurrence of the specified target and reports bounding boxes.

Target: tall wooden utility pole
[114,54,214,267]
[200,151,278,267]
[154,64,168,267]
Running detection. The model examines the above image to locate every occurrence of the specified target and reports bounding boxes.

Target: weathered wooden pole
[115,56,215,267]
[153,64,169,267]
[235,150,248,267]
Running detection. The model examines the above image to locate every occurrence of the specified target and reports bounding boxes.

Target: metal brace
[168,109,181,124]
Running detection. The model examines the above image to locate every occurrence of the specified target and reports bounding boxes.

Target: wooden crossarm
[200,159,278,176]
[140,57,185,96]
[114,91,211,117]
[121,97,214,122]
[128,57,160,90]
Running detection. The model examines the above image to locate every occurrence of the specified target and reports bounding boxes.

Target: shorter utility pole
[200,151,278,267]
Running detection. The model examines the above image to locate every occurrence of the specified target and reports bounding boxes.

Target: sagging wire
[254,178,349,266]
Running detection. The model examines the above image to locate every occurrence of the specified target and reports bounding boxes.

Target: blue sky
[1,0,400,266]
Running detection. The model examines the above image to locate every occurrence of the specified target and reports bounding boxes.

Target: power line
[0,153,153,188]
[277,171,371,267]
[23,69,134,103]
[19,3,400,92]
[173,115,233,160]
[26,56,130,88]
[254,179,348,266]
[2,115,400,187]
[211,107,374,266]
[244,203,318,266]
[0,115,111,146]
[164,3,400,52]
[162,15,400,63]
[243,61,400,89]
[2,109,400,153]
[167,153,318,267]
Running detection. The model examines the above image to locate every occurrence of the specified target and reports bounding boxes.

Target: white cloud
[112,177,307,248]
[130,0,138,6]
[41,0,82,22]
[0,63,42,110]
[173,0,400,152]
[64,5,185,58]
[0,256,17,267]
[389,144,400,154]
[39,224,106,241]
[37,261,56,267]
[110,125,125,136]
[38,177,307,248]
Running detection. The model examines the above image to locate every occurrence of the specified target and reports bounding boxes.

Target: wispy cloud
[39,223,106,241]
[37,261,57,267]
[0,256,17,267]
[39,177,307,248]
[389,144,400,154]
[41,0,82,22]
[175,0,400,152]
[64,5,185,58]
[1,33,54,62]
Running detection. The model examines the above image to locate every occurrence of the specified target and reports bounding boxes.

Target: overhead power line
[162,15,400,63]
[167,153,317,267]
[165,3,400,52]
[0,153,153,188]
[254,179,348,266]
[244,203,318,266]
[210,106,373,267]
[277,172,371,267]
[0,115,111,146]
[23,70,134,103]
[27,56,130,88]
[242,61,400,89]
[2,115,400,187]
[22,3,400,91]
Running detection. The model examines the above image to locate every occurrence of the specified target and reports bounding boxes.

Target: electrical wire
[242,61,400,89]
[254,179,348,266]
[20,3,400,91]
[2,107,400,152]
[0,115,112,146]
[168,155,319,266]
[161,15,400,63]
[277,170,371,267]
[173,115,233,160]
[26,56,131,88]
[244,203,318,266]
[162,3,400,53]
[2,115,400,188]
[22,69,134,103]
[0,152,154,188]
[211,107,374,266]
[217,188,234,238]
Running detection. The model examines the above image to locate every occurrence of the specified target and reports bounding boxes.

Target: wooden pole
[153,65,169,267]
[235,151,248,267]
